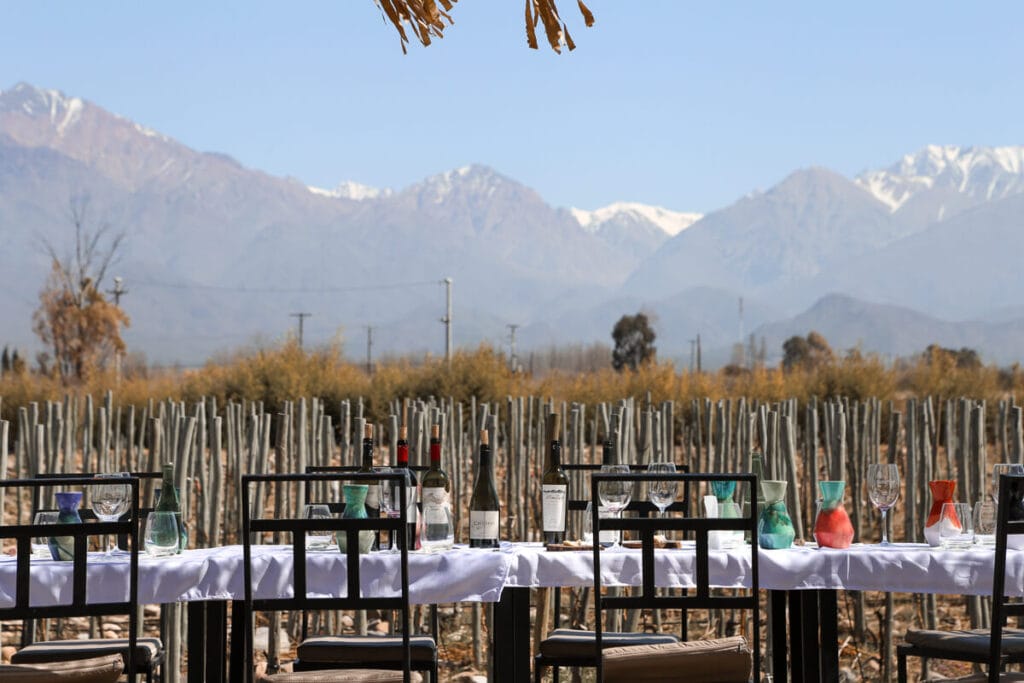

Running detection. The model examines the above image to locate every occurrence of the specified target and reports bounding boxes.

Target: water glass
[32,511,59,558]
[304,504,334,551]
[144,511,181,557]
[939,502,974,550]
[92,473,132,522]
[973,500,996,546]
[993,464,1024,502]
[582,501,616,547]
[421,504,454,552]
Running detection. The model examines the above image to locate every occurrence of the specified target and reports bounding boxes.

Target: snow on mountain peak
[1,82,84,136]
[572,201,702,236]
[856,145,1024,212]
[308,180,392,201]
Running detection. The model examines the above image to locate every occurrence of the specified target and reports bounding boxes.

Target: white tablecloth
[4,541,1024,608]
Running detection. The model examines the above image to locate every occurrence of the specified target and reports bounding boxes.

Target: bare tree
[33,196,129,383]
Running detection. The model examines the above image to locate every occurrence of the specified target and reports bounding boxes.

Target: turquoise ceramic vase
[48,492,83,561]
[338,484,374,554]
[757,480,796,550]
[711,480,738,514]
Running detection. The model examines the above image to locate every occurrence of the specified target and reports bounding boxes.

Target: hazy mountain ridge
[4,81,1024,366]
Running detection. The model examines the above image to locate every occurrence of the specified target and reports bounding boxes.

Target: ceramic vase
[48,492,83,561]
[758,480,796,550]
[337,484,374,554]
[924,480,956,547]
[813,481,855,549]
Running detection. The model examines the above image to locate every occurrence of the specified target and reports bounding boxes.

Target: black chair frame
[541,463,692,683]
[897,473,1024,683]
[242,471,432,683]
[0,476,154,680]
[535,472,760,683]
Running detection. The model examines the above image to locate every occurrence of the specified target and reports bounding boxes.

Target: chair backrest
[304,465,428,514]
[990,473,1024,682]
[241,472,413,683]
[590,472,760,682]
[0,477,142,677]
[564,463,691,516]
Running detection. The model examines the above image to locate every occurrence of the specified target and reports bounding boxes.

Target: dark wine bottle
[541,412,569,545]
[469,429,500,549]
[359,423,380,550]
[421,424,451,541]
[597,432,618,546]
[396,424,419,550]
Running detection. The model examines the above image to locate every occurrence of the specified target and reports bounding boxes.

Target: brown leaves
[375,0,594,53]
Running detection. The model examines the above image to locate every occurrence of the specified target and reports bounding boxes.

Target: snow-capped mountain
[308,180,392,200]
[856,144,1024,225]
[571,202,701,236]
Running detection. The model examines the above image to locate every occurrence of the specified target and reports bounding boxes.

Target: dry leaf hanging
[374,0,594,53]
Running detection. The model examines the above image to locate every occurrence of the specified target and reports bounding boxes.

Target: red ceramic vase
[924,479,957,547]
[813,481,855,549]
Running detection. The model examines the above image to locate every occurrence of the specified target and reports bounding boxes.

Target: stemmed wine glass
[993,464,1024,502]
[598,465,633,548]
[647,462,677,517]
[378,468,413,553]
[92,473,131,522]
[866,463,900,546]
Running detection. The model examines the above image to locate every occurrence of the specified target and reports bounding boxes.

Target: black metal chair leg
[897,650,908,683]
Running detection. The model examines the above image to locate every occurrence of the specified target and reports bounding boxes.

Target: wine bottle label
[469,510,500,540]
[422,486,449,508]
[542,484,568,532]
[365,484,380,510]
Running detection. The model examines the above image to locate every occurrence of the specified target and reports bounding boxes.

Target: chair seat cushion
[296,635,437,665]
[0,654,124,682]
[258,671,422,683]
[10,637,163,666]
[538,628,678,659]
[602,637,752,683]
[906,628,1024,656]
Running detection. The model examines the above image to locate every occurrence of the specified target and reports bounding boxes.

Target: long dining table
[3,541,1022,682]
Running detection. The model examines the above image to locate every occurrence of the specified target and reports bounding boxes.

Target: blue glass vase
[48,491,83,561]
[757,480,795,550]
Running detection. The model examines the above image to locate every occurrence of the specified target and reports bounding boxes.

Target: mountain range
[2,82,1024,367]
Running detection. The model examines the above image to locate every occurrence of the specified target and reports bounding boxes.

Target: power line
[131,278,439,294]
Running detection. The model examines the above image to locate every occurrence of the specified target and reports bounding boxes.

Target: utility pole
[440,277,453,367]
[107,277,127,383]
[365,326,374,375]
[290,312,312,348]
[696,333,702,373]
[506,324,520,372]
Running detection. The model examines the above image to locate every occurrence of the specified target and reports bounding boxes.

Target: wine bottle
[469,428,500,549]
[154,462,184,553]
[396,424,419,550]
[359,423,380,550]
[541,412,569,545]
[421,424,451,541]
[597,433,618,546]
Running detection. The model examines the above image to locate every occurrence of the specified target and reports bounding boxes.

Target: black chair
[898,474,1024,683]
[2,476,165,682]
[535,472,760,683]
[539,463,692,683]
[242,471,436,683]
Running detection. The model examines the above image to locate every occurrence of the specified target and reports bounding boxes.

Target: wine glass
[647,462,677,517]
[598,465,632,548]
[92,473,131,522]
[303,504,333,551]
[32,511,59,558]
[939,502,974,550]
[374,467,396,552]
[144,511,180,557]
[866,463,900,546]
[993,464,1024,502]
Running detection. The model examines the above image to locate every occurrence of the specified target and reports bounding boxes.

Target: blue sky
[2,1,1022,213]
